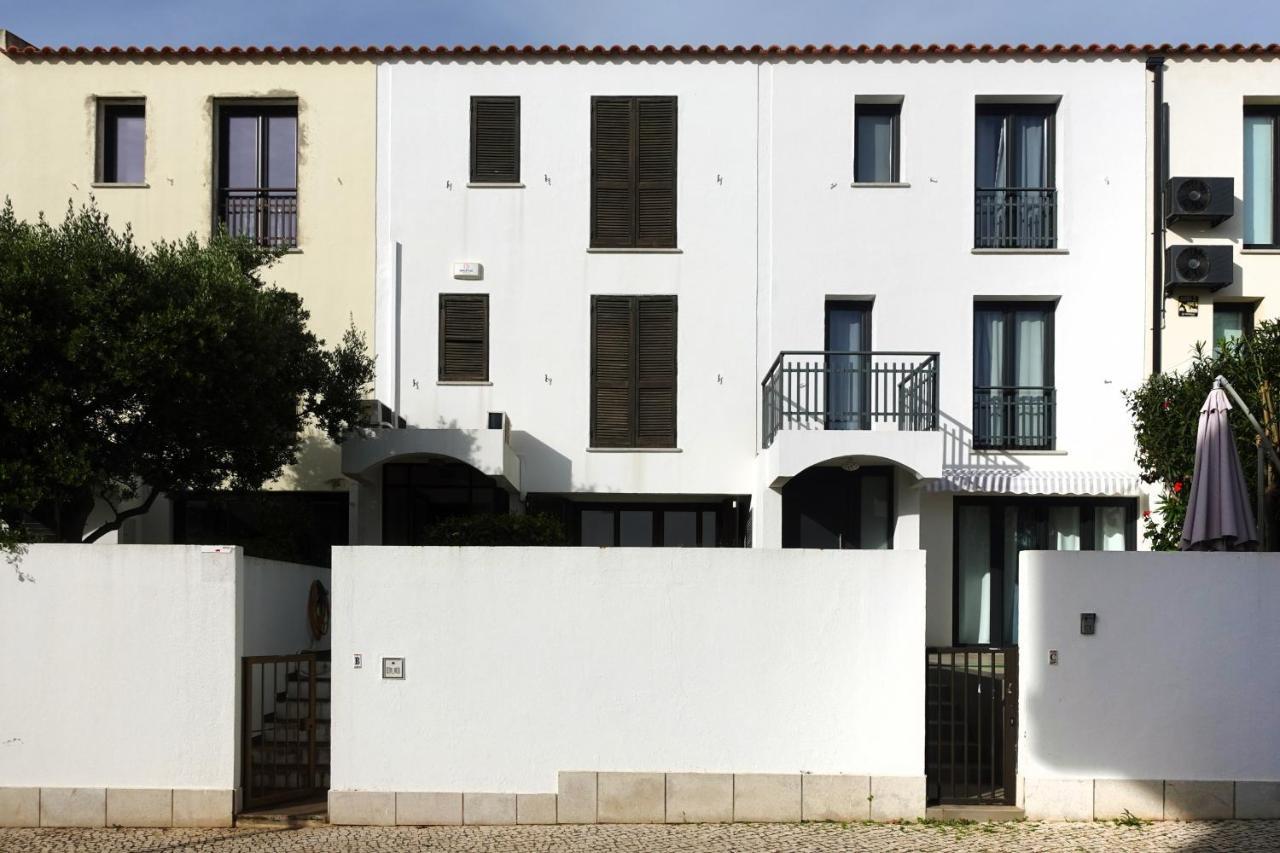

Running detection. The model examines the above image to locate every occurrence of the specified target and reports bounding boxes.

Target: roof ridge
[5,42,1280,59]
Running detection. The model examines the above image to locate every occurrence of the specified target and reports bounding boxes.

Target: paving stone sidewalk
[3,820,1279,853]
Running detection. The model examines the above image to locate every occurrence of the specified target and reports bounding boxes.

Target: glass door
[825,301,871,430]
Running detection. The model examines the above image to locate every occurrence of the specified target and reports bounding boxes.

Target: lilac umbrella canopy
[1179,387,1258,551]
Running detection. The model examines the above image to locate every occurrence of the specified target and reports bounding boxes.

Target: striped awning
[923,467,1143,496]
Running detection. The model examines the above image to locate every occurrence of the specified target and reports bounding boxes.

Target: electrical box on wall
[452,261,483,280]
[1080,613,1097,635]
[382,657,405,679]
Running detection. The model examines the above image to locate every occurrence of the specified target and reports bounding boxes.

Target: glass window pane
[855,111,895,182]
[619,511,653,546]
[581,510,614,546]
[700,510,717,547]
[858,473,892,549]
[956,505,992,645]
[1095,506,1128,551]
[1245,115,1274,245]
[224,115,259,187]
[104,107,145,183]
[266,114,297,188]
[1012,113,1048,187]
[975,114,1007,187]
[1213,305,1248,354]
[1049,506,1081,550]
[663,511,697,547]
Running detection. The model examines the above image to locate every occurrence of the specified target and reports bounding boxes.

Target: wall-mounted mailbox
[1081,613,1097,635]
[382,657,405,679]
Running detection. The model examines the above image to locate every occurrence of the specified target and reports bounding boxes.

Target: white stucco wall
[1160,58,1280,372]
[0,545,240,790]
[1019,550,1280,782]
[330,546,925,793]
[241,557,331,657]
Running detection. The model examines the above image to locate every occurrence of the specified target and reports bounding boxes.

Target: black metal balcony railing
[973,386,1056,450]
[218,188,298,248]
[762,351,940,449]
[974,187,1056,249]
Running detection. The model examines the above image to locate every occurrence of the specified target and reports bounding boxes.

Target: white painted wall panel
[331,546,925,792]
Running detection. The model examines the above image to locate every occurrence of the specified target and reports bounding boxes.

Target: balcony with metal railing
[760,351,944,483]
[974,188,1057,250]
[972,386,1056,450]
[217,188,298,248]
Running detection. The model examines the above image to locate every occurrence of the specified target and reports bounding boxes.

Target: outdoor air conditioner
[1165,177,1234,226]
[1165,244,1234,293]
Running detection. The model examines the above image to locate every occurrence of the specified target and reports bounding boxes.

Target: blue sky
[5,0,1279,48]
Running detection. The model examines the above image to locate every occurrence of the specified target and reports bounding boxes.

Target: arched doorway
[781,463,894,549]
[381,458,510,545]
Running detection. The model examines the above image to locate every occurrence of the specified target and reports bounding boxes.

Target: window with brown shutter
[590,97,677,248]
[470,97,520,184]
[439,294,489,381]
[591,295,677,447]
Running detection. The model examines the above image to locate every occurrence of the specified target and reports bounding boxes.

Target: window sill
[971,248,1069,255]
[466,182,525,189]
[850,181,911,188]
[91,182,149,189]
[437,381,493,386]
[1241,248,1280,254]
[587,247,683,254]
[587,447,683,453]
[971,449,1067,456]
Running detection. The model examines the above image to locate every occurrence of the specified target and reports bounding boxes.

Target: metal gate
[925,647,1018,805]
[241,653,329,811]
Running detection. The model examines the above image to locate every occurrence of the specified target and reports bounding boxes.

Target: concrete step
[925,805,1025,822]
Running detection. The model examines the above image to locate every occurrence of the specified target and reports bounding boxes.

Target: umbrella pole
[1260,443,1269,549]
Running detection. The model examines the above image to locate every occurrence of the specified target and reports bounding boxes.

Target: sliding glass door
[954,497,1135,646]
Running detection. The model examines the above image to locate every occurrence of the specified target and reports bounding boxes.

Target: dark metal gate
[241,653,329,811]
[925,647,1018,805]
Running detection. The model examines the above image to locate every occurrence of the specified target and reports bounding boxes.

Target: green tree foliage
[421,513,570,546]
[0,200,373,545]
[1125,321,1280,549]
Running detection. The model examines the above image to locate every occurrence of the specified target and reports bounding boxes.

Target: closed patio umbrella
[1179,384,1258,551]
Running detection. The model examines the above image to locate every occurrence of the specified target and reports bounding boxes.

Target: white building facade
[354,46,1155,648]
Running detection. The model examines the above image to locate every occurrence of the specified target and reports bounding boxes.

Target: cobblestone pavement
[2,821,1279,853]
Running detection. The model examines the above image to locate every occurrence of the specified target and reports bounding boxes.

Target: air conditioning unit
[1165,177,1234,226]
[1165,244,1234,292]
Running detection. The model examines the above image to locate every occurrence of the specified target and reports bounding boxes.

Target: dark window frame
[1244,106,1280,248]
[214,101,300,248]
[469,96,521,184]
[951,496,1138,647]
[572,500,742,547]
[974,103,1057,191]
[854,102,901,183]
[973,300,1057,450]
[589,95,678,249]
[438,293,490,382]
[1212,301,1257,353]
[97,99,146,184]
[590,294,678,448]
[824,299,874,430]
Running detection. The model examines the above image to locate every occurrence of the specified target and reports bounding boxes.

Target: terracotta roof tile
[4,42,1280,60]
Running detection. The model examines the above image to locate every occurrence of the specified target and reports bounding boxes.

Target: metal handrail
[762,350,940,448]
[217,187,298,248]
[974,187,1057,250]
[972,385,1056,450]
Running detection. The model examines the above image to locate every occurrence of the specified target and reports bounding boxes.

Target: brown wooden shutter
[591,98,636,248]
[591,296,635,447]
[636,98,677,248]
[636,296,677,446]
[470,97,520,183]
[439,294,489,381]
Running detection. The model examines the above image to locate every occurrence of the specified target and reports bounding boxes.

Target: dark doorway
[825,301,872,430]
[381,460,509,545]
[782,465,893,549]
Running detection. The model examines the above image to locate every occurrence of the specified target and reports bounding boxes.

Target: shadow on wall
[278,430,347,491]
[940,409,1031,470]
[509,430,573,494]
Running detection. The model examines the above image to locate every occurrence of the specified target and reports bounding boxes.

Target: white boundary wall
[0,545,330,828]
[1018,551,1280,820]
[330,547,925,812]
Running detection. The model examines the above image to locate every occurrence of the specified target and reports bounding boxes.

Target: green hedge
[420,513,569,546]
